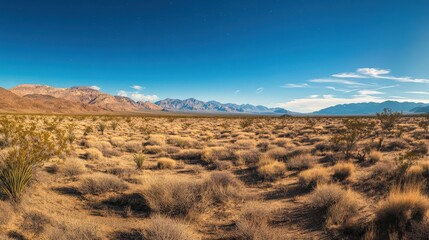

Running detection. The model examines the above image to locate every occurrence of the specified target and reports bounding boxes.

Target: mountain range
[1,84,429,115]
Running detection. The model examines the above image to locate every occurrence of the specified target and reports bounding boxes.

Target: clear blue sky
[1,0,429,112]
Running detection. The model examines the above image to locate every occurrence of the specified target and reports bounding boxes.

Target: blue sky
[1,0,429,112]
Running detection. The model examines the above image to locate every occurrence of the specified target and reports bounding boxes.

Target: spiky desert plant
[111,121,118,131]
[133,154,146,170]
[0,149,34,201]
[98,122,106,135]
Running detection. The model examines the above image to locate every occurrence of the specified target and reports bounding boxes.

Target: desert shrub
[83,148,102,160]
[61,158,86,177]
[144,215,200,240]
[256,157,286,181]
[233,139,256,149]
[22,211,51,235]
[173,149,202,160]
[234,149,260,166]
[142,177,201,218]
[375,181,429,239]
[0,201,13,225]
[157,158,176,169]
[368,150,382,163]
[202,147,233,163]
[110,137,125,147]
[331,119,374,158]
[144,145,163,155]
[376,108,402,133]
[212,160,232,170]
[410,141,428,156]
[264,147,289,161]
[382,138,408,151]
[133,154,146,170]
[79,173,128,195]
[110,121,118,130]
[332,162,355,181]
[287,153,317,170]
[256,141,269,152]
[235,202,280,240]
[147,135,166,146]
[167,136,199,149]
[46,218,100,240]
[201,171,246,204]
[125,141,143,153]
[298,167,330,188]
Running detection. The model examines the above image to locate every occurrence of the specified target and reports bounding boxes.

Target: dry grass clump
[174,149,202,160]
[21,211,51,235]
[125,140,143,153]
[332,162,355,181]
[235,202,281,240]
[202,171,247,204]
[368,150,382,163]
[144,145,163,154]
[382,138,409,151]
[167,136,199,149]
[83,148,102,160]
[233,139,256,149]
[144,215,201,240]
[147,134,166,146]
[202,147,233,163]
[110,137,125,147]
[142,176,201,218]
[287,153,317,170]
[298,167,330,188]
[79,173,128,195]
[234,149,260,166]
[375,181,429,238]
[308,183,364,229]
[45,217,100,240]
[256,157,286,181]
[0,201,13,225]
[61,158,86,177]
[264,147,289,161]
[157,157,177,169]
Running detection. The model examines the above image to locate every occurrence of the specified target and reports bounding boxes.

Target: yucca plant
[133,154,146,170]
[0,148,36,202]
[98,122,106,135]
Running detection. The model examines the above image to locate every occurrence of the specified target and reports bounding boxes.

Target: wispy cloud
[326,86,357,93]
[131,85,143,91]
[333,68,429,83]
[117,90,128,97]
[256,87,264,94]
[281,83,309,88]
[406,91,429,95]
[89,86,101,91]
[234,90,240,94]
[310,78,365,85]
[358,90,384,95]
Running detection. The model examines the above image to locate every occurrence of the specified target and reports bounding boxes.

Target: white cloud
[357,68,390,76]
[406,91,429,95]
[309,95,319,98]
[131,85,143,91]
[117,90,128,97]
[331,72,367,78]
[326,86,357,93]
[281,83,309,88]
[256,87,264,94]
[131,93,159,102]
[333,68,429,83]
[358,90,384,95]
[310,78,365,85]
[234,90,240,94]
[89,86,101,91]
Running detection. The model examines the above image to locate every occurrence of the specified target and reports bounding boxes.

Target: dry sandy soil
[1,114,429,240]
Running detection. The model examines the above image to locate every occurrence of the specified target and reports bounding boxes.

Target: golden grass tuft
[256,157,286,181]
[332,162,355,181]
[79,173,128,195]
[157,157,177,169]
[287,153,317,170]
[298,167,330,188]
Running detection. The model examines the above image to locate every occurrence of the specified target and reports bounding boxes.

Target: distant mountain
[10,84,162,112]
[412,106,429,113]
[313,101,429,115]
[155,98,293,114]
